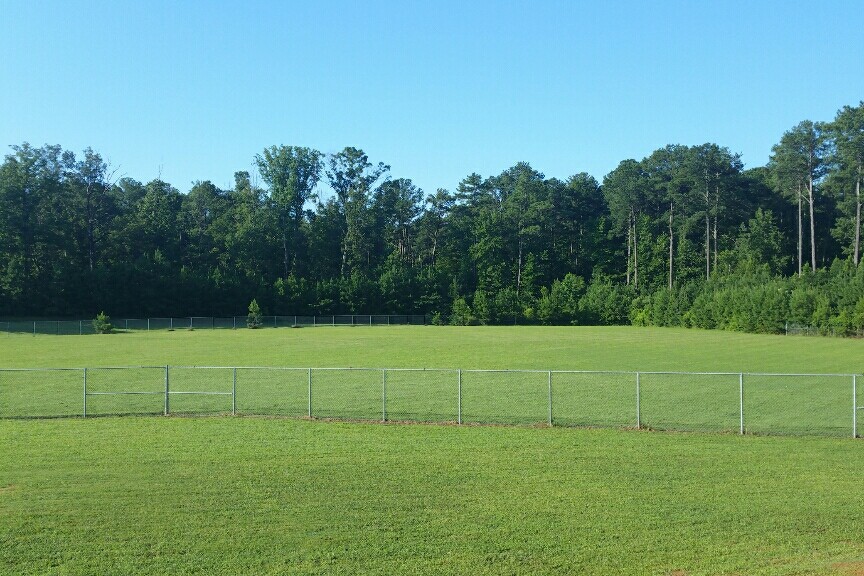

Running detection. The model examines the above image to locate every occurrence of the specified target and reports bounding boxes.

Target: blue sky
[2,0,863,197]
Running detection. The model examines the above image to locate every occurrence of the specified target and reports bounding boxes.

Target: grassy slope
[1,325,863,373]
[2,417,864,576]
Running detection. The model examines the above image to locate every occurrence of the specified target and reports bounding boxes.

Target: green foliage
[449,297,475,326]
[2,105,864,337]
[92,311,113,334]
[246,299,262,329]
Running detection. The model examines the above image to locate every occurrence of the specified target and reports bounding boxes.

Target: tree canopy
[2,102,864,335]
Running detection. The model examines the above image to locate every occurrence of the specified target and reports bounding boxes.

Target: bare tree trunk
[705,212,710,280]
[855,165,861,266]
[713,182,719,274]
[282,231,290,280]
[626,211,632,285]
[808,175,816,271]
[516,236,523,296]
[705,174,710,279]
[712,214,718,273]
[668,202,673,290]
[633,217,638,289]
[86,183,95,271]
[797,183,802,277]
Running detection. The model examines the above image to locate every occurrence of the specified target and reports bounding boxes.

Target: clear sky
[2,0,863,197]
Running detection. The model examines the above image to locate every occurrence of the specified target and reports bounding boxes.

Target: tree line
[1,103,863,334]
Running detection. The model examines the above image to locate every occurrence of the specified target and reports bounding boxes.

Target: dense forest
[1,103,863,335]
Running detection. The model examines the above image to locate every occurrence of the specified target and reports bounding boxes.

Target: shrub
[93,311,113,334]
[247,299,263,329]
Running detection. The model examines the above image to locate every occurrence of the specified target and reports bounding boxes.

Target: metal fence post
[854,374,858,439]
[308,368,313,417]
[147,318,150,331]
[164,366,170,415]
[232,367,237,416]
[635,372,641,429]
[33,321,36,336]
[382,369,387,421]
[457,369,462,424]
[739,373,745,435]
[547,370,553,426]
[79,320,82,335]
[83,367,87,418]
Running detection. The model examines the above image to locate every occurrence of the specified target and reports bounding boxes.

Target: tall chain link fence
[0,315,428,335]
[0,367,861,438]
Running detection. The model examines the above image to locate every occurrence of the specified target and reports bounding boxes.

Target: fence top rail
[83,365,169,370]
[0,367,83,372]
[742,372,860,378]
[1,366,861,378]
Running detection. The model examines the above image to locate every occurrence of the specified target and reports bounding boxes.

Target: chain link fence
[0,315,428,335]
[0,367,861,438]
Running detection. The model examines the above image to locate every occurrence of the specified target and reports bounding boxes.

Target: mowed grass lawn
[2,326,863,435]
[1,325,863,372]
[2,417,864,575]
[2,327,864,574]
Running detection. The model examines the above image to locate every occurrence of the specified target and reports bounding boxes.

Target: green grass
[1,327,862,436]
[2,417,864,575]
[3,328,864,574]
[1,325,863,372]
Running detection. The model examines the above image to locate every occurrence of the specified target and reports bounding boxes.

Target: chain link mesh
[236,367,309,417]
[744,374,851,437]
[0,366,860,436]
[0,368,83,418]
[168,367,234,415]
[85,367,165,416]
[310,368,382,420]
[461,370,549,425]
[638,372,740,433]
[384,369,458,423]
[551,371,635,428]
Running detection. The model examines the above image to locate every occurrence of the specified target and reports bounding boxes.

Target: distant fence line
[1,366,861,438]
[0,315,428,335]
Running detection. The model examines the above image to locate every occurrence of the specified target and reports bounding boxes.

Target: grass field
[1,325,863,372]
[1,326,862,436]
[2,327,864,574]
[3,417,864,575]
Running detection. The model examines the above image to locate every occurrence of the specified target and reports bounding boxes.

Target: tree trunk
[712,213,718,273]
[633,217,638,289]
[626,211,632,285]
[797,183,802,277]
[855,164,861,266]
[516,236,523,296]
[808,174,816,271]
[705,175,710,279]
[282,231,290,280]
[668,202,673,290]
[705,211,710,280]
[713,182,719,274]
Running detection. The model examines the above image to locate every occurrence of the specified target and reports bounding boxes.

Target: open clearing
[1,325,863,372]
[2,326,864,574]
[3,417,864,575]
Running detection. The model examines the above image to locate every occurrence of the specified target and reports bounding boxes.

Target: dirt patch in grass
[833,562,864,576]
